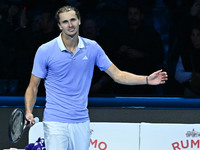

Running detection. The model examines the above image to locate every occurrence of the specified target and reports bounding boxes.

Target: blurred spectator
[168,0,199,71]
[0,2,60,95]
[115,2,165,96]
[80,18,100,40]
[175,23,200,97]
[14,7,37,95]
[33,8,59,47]
[0,1,64,95]
[17,8,59,95]
[0,2,23,95]
[167,0,200,96]
[80,18,115,96]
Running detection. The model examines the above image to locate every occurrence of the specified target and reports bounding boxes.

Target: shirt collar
[57,33,85,51]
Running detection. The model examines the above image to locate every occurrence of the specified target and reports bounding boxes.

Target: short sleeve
[32,46,48,78]
[95,42,112,71]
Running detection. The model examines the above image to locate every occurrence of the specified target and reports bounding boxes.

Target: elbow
[112,71,125,84]
[113,78,120,84]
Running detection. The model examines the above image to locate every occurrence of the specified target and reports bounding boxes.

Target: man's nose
[68,21,73,27]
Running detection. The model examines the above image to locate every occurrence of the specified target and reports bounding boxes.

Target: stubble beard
[66,28,79,38]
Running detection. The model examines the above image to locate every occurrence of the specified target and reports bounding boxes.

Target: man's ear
[79,18,81,25]
[57,23,62,30]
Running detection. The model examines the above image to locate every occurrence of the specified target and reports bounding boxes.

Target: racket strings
[10,110,25,142]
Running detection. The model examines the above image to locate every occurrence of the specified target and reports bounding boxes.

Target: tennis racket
[8,108,39,143]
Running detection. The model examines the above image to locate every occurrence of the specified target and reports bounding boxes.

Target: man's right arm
[25,74,41,124]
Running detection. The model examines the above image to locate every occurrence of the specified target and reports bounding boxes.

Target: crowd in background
[0,0,200,97]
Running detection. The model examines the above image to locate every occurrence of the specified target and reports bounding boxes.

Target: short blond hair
[55,5,80,23]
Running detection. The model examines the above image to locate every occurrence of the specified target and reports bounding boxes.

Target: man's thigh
[43,121,90,150]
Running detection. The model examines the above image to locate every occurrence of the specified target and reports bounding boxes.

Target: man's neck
[61,32,79,54]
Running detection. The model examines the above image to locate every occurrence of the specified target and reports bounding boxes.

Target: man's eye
[71,18,76,22]
[63,21,68,23]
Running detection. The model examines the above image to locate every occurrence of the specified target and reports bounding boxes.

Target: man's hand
[25,113,35,127]
[148,69,168,85]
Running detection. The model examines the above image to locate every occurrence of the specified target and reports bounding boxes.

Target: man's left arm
[105,64,168,85]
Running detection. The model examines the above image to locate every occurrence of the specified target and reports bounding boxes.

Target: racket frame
[8,108,29,143]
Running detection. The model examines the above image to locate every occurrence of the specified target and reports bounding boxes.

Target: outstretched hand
[147,69,168,85]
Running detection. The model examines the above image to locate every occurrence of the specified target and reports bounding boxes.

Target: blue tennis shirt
[32,34,112,123]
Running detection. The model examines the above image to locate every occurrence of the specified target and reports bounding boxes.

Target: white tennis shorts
[43,120,90,150]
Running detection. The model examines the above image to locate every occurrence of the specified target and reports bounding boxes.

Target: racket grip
[34,117,39,123]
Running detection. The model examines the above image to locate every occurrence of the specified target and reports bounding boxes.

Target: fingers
[155,69,167,76]
[25,113,35,127]
[160,81,166,84]
[160,72,168,84]
[154,69,163,74]
[155,70,168,84]
[161,72,168,78]
[27,120,35,127]
[161,71,168,78]
[148,69,168,85]
[30,119,35,125]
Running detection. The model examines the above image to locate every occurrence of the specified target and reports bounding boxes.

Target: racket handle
[34,117,39,123]
[27,117,39,125]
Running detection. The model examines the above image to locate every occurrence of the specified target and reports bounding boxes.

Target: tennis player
[25,5,168,150]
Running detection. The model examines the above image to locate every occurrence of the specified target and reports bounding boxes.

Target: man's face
[58,10,80,38]
[128,7,143,26]
[191,28,200,49]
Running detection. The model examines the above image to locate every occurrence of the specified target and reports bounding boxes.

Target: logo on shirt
[82,56,88,60]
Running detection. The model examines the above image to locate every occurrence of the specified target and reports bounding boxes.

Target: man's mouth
[68,28,75,32]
